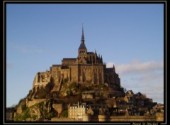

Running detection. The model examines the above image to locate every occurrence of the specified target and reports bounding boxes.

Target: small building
[68,102,87,120]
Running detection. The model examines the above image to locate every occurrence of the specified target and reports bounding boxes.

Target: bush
[14,107,30,121]
[60,110,68,117]
[45,111,56,119]
[69,82,77,89]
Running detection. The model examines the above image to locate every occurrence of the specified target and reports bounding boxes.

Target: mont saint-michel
[6,28,164,122]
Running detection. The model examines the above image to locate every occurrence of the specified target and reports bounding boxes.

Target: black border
[3,1,167,125]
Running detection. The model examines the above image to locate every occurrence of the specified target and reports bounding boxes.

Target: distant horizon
[6,3,164,107]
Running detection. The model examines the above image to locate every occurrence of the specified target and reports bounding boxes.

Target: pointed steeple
[81,24,85,43]
[78,25,87,52]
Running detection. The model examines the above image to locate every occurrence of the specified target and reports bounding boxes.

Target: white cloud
[114,60,163,75]
[107,60,164,103]
[106,62,115,68]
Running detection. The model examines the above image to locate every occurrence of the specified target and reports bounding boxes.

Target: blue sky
[6,4,164,107]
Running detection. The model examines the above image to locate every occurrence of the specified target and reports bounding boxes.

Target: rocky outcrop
[14,99,56,121]
[52,103,63,117]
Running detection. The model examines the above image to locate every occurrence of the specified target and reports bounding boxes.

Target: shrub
[60,110,68,117]
[14,107,30,121]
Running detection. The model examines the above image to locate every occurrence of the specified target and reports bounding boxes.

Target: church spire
[81,24,85,43]
[78,25,87,53]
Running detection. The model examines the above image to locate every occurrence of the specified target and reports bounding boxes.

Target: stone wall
[51,117,76,121]
[33,71,51,87]
[109,116,157,122]
[50,66,61,83]
[70,65,78,82]
[51,115,163,122]
[78,65,104,84]
[60,68,70,80]
[79,66,93,82]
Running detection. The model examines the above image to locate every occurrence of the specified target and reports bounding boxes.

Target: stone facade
[32,27,121,92]
[68,102,86,120]
[33,71,51,88]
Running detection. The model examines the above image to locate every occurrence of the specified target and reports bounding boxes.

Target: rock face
[14,99,56,121]
[52,104,63,117]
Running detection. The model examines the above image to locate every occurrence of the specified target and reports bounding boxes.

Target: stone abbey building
[33,27,121,90]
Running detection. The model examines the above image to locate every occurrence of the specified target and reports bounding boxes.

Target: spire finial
[81,24,85,43]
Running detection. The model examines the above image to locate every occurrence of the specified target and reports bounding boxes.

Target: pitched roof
[79,43,87,50]
[62,58,76,61]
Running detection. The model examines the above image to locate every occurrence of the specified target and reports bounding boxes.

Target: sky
[6,3,164,107]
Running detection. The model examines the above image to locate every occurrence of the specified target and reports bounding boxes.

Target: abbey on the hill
[33,27,120,90]
[7,27,164,122]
